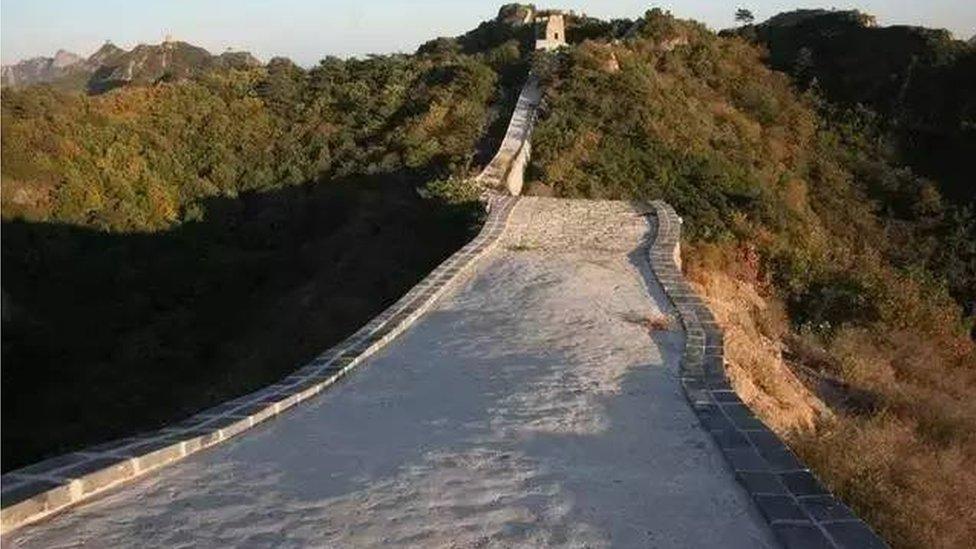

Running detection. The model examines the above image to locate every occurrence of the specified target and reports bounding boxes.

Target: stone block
[771,522,834,549]
[232,402,277,424]
[123,438,185,472]
[823,521,886,548]
[762,449,805,473]
[722,403,766,430]
[709,428,751,449]
[58,456,135,495]
[695,405,734,432]
[780,471,829,497]
[208,415,252,440]
[181,427,223,449]
[0,478,73,533]
[736,471,788,495]
[754,495,808,523]
[710,390,740,403]
[722,447,770,472]
[799,495,856,523]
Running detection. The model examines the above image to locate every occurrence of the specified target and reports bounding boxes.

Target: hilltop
[1,40,261,93]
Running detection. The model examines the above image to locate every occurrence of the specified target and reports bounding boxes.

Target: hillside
[727,8,976,337]
[729,10,976,208]
[1,9,531,470]
[528,9,975,548]
[1,40,262,94]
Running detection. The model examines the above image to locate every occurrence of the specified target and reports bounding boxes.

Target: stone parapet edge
[0,193,519,535]
[645,200,887,549]
[474,74,539,195]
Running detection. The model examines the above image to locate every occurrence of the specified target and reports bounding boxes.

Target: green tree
[735,8,755,25]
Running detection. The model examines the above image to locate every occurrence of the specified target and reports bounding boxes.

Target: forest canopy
[1,49,514,232]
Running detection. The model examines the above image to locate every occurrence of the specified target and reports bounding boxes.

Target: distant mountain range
[1,40,261,93]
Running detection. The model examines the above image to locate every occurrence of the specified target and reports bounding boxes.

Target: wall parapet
[645,200,887,549]
[0,194,519,534]
[474,75,541,195]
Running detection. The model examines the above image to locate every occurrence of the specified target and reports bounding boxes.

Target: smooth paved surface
[6,198,777,548]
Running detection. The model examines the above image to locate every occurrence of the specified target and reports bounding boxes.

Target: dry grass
[791,415,976,549]
[683,242,830,434]
[683,241,976,549]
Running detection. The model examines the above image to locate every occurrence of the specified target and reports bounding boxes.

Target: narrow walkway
[475,76,540,191]
[6,198,776,548]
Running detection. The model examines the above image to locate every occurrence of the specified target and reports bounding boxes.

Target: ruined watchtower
[535,11,567,50]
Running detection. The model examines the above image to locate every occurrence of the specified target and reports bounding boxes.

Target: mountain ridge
[1,40,261,93]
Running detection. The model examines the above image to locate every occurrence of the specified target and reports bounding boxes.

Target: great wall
[1,19,885,548]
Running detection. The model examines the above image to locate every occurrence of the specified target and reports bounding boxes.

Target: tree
[735,9,755,25]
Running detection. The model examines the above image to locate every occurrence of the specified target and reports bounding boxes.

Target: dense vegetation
[2,22,530,470]
[529,9,975,547]
[2,51,512,231]
[728,10,976,316]
[730,10,976,206]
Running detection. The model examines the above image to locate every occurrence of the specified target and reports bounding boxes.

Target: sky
[2,0,974,66]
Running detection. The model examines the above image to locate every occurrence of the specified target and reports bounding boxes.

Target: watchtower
[535,12,567,50]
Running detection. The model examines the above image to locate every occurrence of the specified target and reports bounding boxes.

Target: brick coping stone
[0,193,520,534]
[646,200,888,549]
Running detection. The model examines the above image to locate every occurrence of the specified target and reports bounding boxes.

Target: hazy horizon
[3,0,974,66]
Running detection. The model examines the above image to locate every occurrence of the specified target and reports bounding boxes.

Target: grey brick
[771,523,834,549]
[780,471,829,497]
[709,428,751,449]
[799,495,856,522]
[736,471,788,495]
[710,390,741,403]
[721,447,770,472]
[762,449,805,473]
[754,495,809,523]
[722,403,766,430]
[823,521,887,549]
[694,404,734,432]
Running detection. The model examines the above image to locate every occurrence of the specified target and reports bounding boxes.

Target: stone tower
[535,12,567,50]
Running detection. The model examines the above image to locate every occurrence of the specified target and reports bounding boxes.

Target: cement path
[6,198,777,548]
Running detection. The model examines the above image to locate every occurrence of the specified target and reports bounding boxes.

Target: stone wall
[646,200,887,549]
[0,197,520,534]
[474,75,541,195]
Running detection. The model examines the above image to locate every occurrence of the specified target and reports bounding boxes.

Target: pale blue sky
[2,1,974,66]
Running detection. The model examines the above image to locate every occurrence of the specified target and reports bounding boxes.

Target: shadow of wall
[1,174,480,471]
